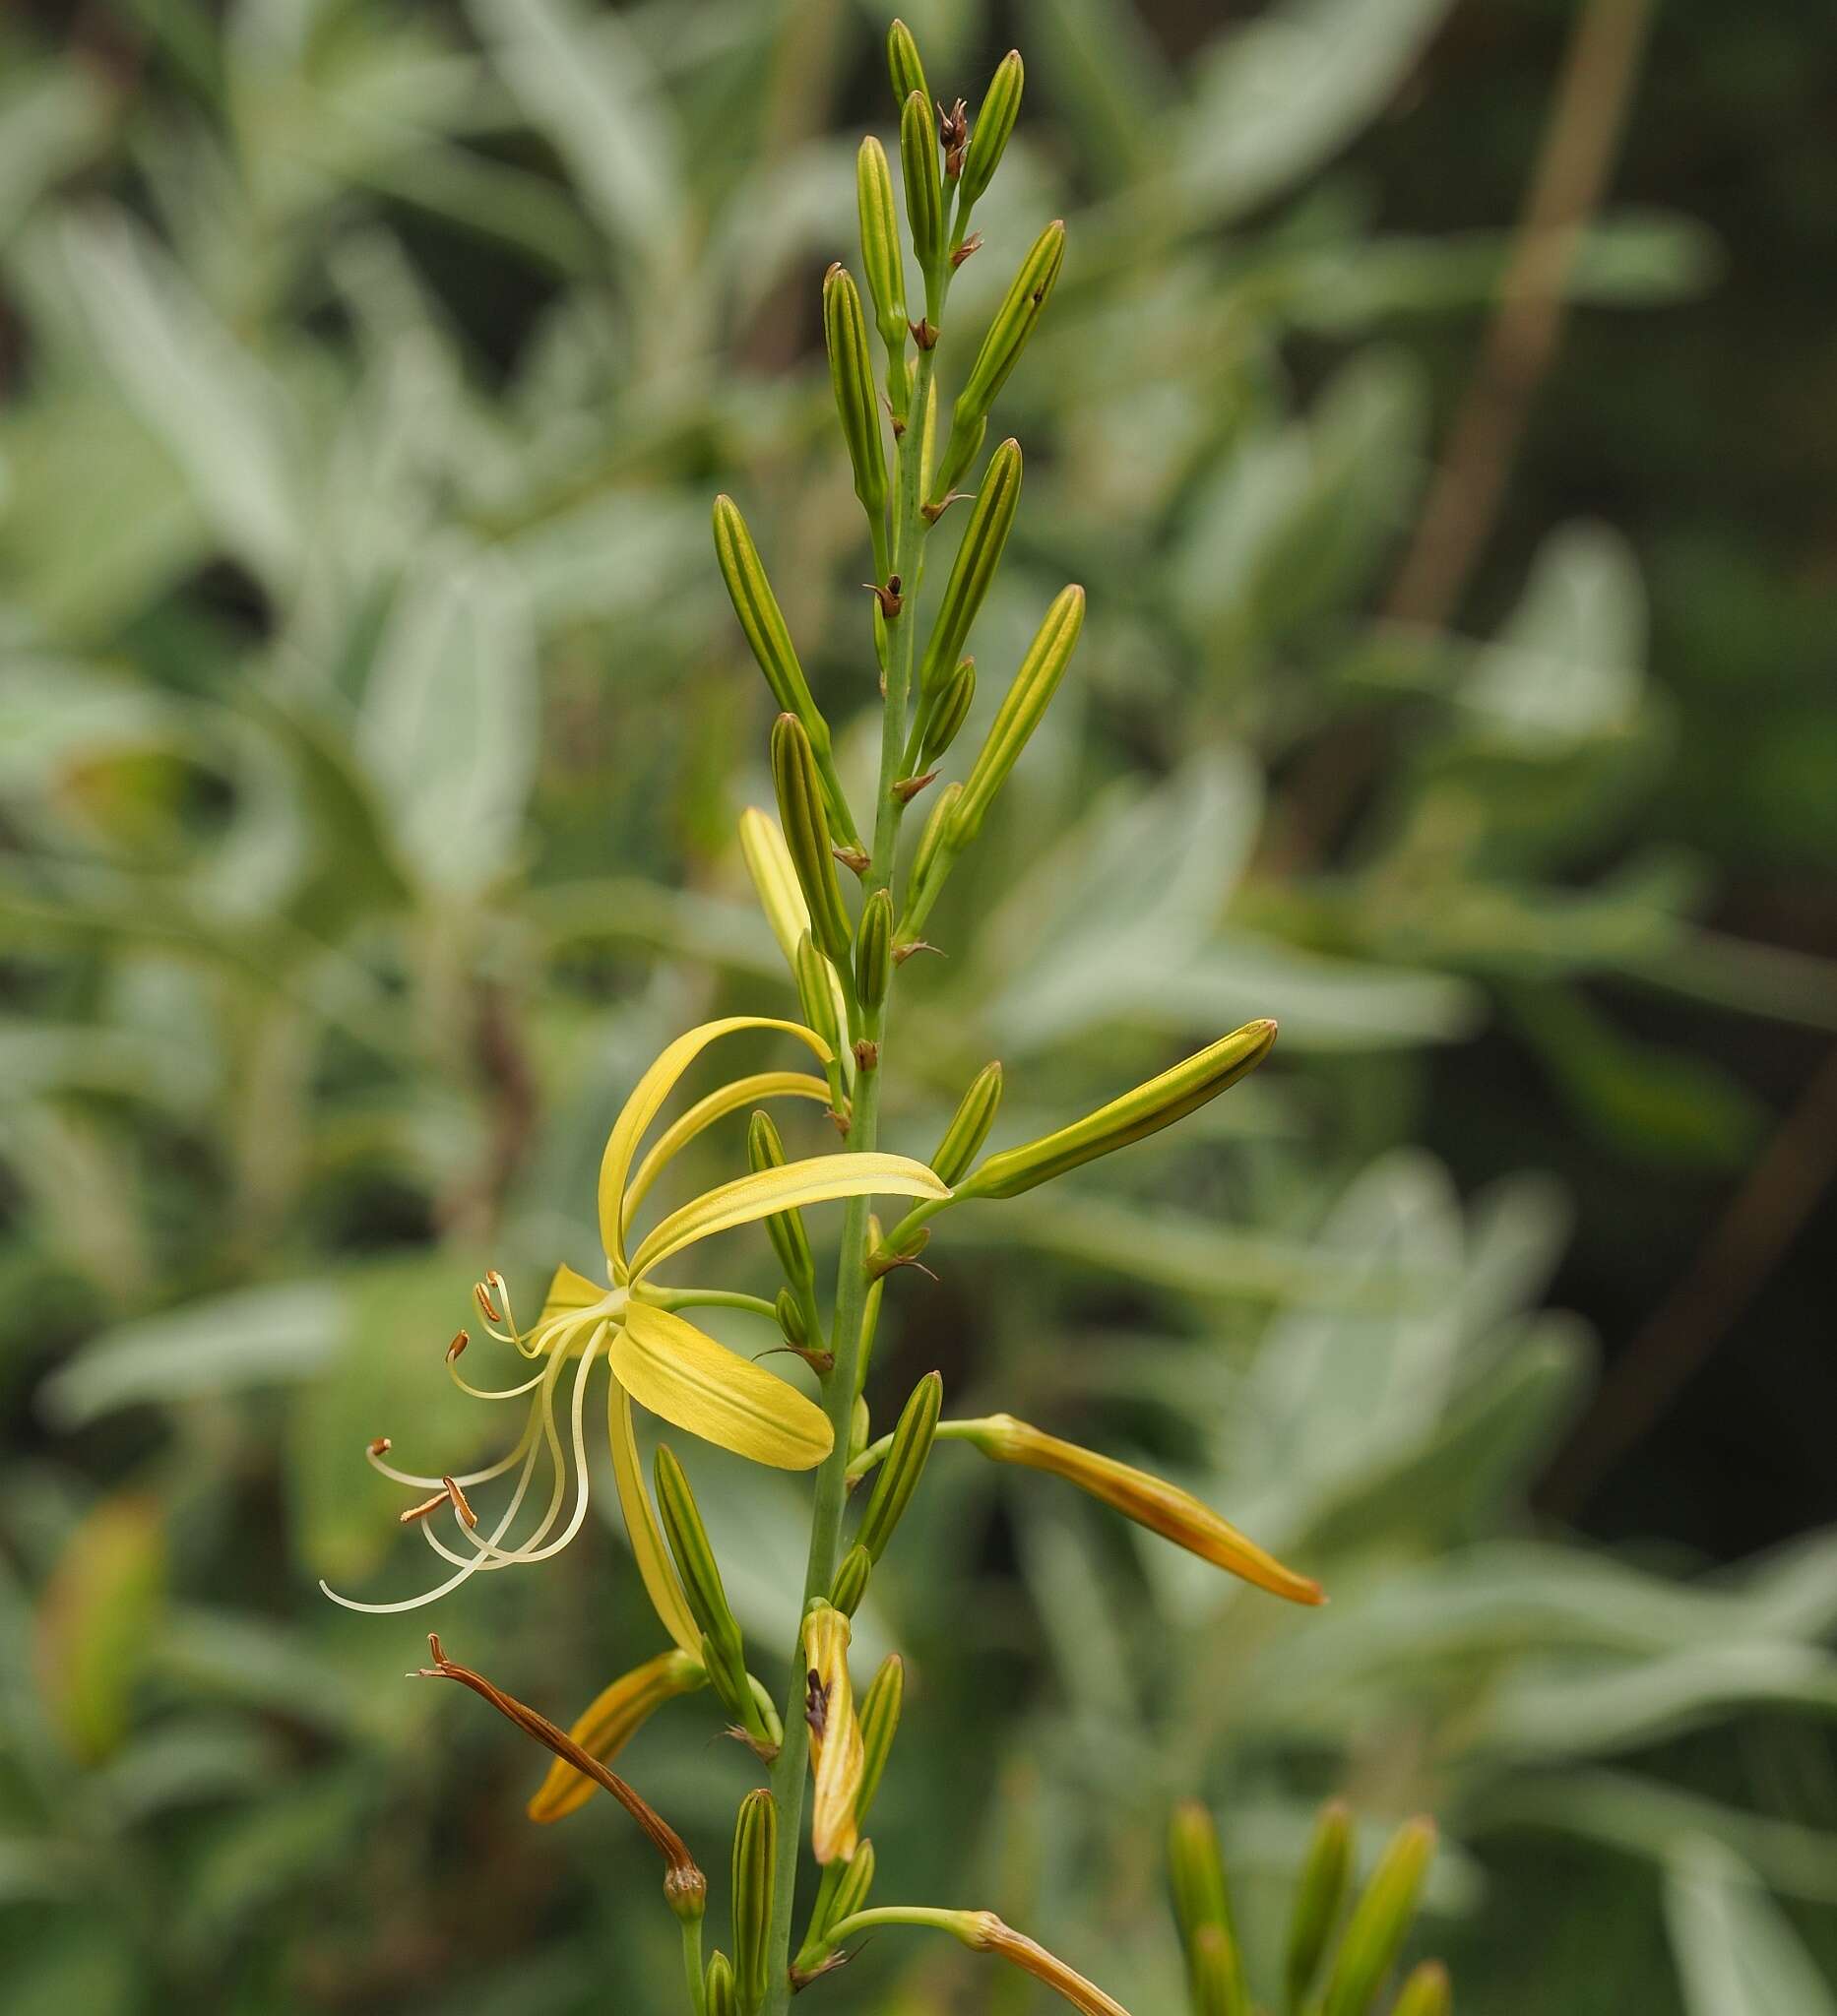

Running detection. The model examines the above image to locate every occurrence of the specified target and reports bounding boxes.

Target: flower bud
[1392,1962,1452,2016]
[1287,1799,1354,2011]
[959,50,1023,212]
[948,585,1084,848]
[793,1838,879,1977]
[955,1018,1275,1199]
[737,807,808,975]
[855,888,893,1010]
[935,220,1064,496]
[1192,1927,1251,2016]
[850,1393,871,1460]
[930,1060,1002,1185]
[1322,1819,1437,2016]
[528,1648,708,1824]
[803,1604,864,1864]
[856,137,908,352]
[705,1950,736,2016]
[887,18,928,112]
[828,1543,872,1617]
[748,1108,815,1292]
[823,264,887,522]
[729,1787,776,2011]
[771,713,853,968]
[918,438,1022,699]
[654,1444,746,1680]
[1170,1801,1249,2016]
[775,1286,807,1348]
[908,780,961,909]
[793,931,843,1057]
[713,498,830,758]
[855,1652,903,1826]
[824,1833,876,1934]
[921,657,977,765]
[857,1370,942,1562]
[900,88,944,280]
[964,1415,1323,1605]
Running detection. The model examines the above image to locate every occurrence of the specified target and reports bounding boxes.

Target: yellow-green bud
[935,220,1064,497]
[1322,1819,1437,2016]
[855,888,893,1010]
[908,779,960,905]
[731,1788,777,2013]
[654,1445,745,1683]
[931,1060,1002,1185]
[771,713,853,968]
[713,497,831,757]
[1392,1961,1452,2016]
[823,264,887,522]
[826,1833,876,1930]
[957,1018,1275,1199]
[887,19,928,118]
[900,88,944,280]
[706,1950,736,2016]
[828,1543,872,1617]
[960,50,1023,212]
[793,930,843,1057]
[850,1393,870,1461]
[921,657,977,765]
[775,1286,806,1349]
[748,1107,815,1292]
[1170,1802,1250,2016]
[857,1370,942,1562]
[855,1653,904,1825]
[919,438,1022,698]
[948,585,1084,847]
[1287,1800,1354,2011]
[856,137,908,352]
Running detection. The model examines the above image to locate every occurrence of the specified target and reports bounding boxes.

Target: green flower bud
[706,1950,736,2016]
[855,888,893,1010]
[731,1788,777,2013]
[1391,1961,1452,2016]
[775,1286,806,1348]
[793,930,843,1058]
[770,713,853,968]
[900,88,944,280]
[949,585,1084,847]
[908,780,961,910]
[713,496,831,757]
[935,220,1064,497]
[826,1835,877,1935]
[1322,1819,1437,2016]
[828,1542,873,1617]
[1170,1801,1249,2016]
[918,438,1022,699]
[855,1653,904,1826]
[1287,1800,1354,2012]
[654,1445,745,1680]
[823,264,887,523]
[857,1371,942,1562]
[850,1393,870,1461]
[856,137,908,351]
[930,1060,1002,1185]
[887,19,928,117]
[956,1018,1276,1200]
[921,657,977,766]
[1191,1924,1249,2016]
[960,49,1023,212]
[748,1108,815,1292]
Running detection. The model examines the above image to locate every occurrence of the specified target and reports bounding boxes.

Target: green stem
[681,1913,707,2015]
[644,1288,780,1321]
[847,1415,996,1482]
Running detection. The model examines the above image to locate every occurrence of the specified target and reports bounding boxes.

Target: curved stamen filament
[365,1413,541,1492]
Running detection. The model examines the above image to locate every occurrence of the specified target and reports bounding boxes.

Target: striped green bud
[857,1371,942,1562]
[713,497,829,755]
[960,50,1023,212]
[856,137,908,351]
[931,1060,1002,1185]
[855,888,893,1010]
[749,1108,815,1292]
[855,1653,904,1826]
[900,88,944,280]
[775,1287,806,1349]
[957,1018,1277,1201]
[1392,1961,1452,2016]
[1322,1819,1436,2016]
[887,19,928,119]
[949,585,1084,847]
[793,1838,879,1976]
[770,713,853,968]
[823,264,886,522]
[731,1788,777,2014]
[706,1950,735,2016]
[654,1445,745,1679]
[921,658,976,765]
[918,438,1022,698]
[935,220,1064,497]
[1287,1799,1354,2012]
[1170,1801,1249,2016]
[828,1543,872,1617]
[793,930,842,1058]
[908,781,960,908]
[1191,1924,1250,2016]
[851,1394,870,1462]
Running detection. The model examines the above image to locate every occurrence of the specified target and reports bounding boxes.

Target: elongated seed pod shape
[936,221,1064,495]
[949,585,1084,846]
[856,137,908,347]
[1287,1801,1354,2012]
[748,1107,814,1291]
[713,497,830,757]
[931,1060,1002,1183]
[770,713,853,966]
[731,1788,776,2013]
[856,1371,942,1561]
[918,439,1022,697]
[958,1018,1275,1198]
[921,658,976,765]
[900,89,944,278]
[960,50,1023,211]
[823,264,886,521]
[887,18,928,110]
[654,1444,745,1676]
[1321,1820,1437,2016]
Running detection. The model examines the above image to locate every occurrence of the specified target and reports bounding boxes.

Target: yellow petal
[628,1153,949,1282]
[738,808,853,1069]
[528,1647,706,1823]
[608,1381,704,1657]
[599,1018,832,1274]
[539,1262,609,1323]
[611,1302,833,1471]
[624,1071,833,1228]
[803,1604,863,1864]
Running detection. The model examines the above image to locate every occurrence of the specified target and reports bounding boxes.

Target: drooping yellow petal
[611,1302,833,1471]
[608,1381,704,1656]
[528,1647,707,1823]
[539,1262,610,1323]
[599,1018,832,1275]
[628,1153,949,1282]
[623,1071,833,1228]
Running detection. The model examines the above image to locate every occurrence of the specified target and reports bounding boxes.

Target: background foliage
[3,1,1834,2010]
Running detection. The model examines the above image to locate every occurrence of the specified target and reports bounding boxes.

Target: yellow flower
[322,1018,947,1624]
[802,1604,864,1865]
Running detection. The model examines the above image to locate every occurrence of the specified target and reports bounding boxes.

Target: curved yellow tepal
[624,1070,833,1228]
[612,1302,834,1471]
[528,1647,707,1824]
[539,1262,609,1323]
[628,1154,949,1282]
[608,1381,704,1657]
[737,808,811,971]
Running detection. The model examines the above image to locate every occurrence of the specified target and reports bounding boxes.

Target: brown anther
[892,769,939,803]
[950,231,984,269]
[400,1489,450,1526]
[861,577,904,619]
[908,317,938,351]
[854,1039,880,1071]
[893,939,945,965]
[443,1476,478,1528]
[938,97,968,177]
[446,1329,469,1361]
[804,1669,830,1739]
[833,844,871,876]
[368,1436,392,1457]
[474,1275,504,1325]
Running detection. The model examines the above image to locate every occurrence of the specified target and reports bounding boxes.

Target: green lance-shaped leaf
[654,1444,747,1693]
[960,49,1023,213]
[957,1018,1276,1200]
[771,713,853,967]
[824,264,887,523]
[855,888,893,1010]
[918,438,1022,698]
[731,1787,777,2014]
[948,585,1085,848]
[856,1371,942,1562]
[935,220,1064,498]
[1287,1801,1354,2013]
[855,1653,904,1826]
[828,1543,872,1616]
[921,658,977,765]
[856,137,908,351]
[901,88,945,281]
[1390,1963,1452,2016]
[706,1950,736,2016]
[748,1109,815,1292]
[1322,1819,1437,2016]
[887,19,928,117]
[931,1060,1003,1184]
[1170,1801,1251,2016]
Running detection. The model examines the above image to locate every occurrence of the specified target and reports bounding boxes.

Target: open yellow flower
[321,1018,947,1623]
